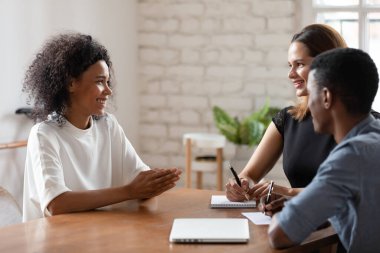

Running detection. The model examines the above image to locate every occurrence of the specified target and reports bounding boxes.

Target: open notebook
[210,195,256,208]
[169,218,250,243]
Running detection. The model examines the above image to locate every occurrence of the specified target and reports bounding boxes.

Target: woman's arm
[47,168,180,215]
[240,122,283,182]
[226,123,284,201]
[243,123,306,199]
[273,184,303,196]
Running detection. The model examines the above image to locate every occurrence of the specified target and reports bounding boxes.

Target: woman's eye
[97,81,106,86]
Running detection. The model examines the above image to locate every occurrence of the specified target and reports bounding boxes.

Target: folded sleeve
[276,146,359,243]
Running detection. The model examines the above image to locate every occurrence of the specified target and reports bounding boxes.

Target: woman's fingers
[248,181,270,199]
[225,179,247,202]
[131,168,181,198]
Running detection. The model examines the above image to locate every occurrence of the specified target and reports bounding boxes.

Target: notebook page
[242,212,271,225]
[210,195,256,208]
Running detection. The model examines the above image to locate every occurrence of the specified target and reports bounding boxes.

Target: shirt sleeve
[28,124,71,216]
[272,107,289,137]
[276,144,359,243]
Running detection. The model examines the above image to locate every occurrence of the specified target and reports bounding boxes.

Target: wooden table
[0,188,338,253]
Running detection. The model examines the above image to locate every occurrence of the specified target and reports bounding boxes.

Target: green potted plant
[212,103,280,160]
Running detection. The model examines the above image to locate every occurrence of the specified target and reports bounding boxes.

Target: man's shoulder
[324,119,380,173]
[370,109,380,119]
[352,117,380,145]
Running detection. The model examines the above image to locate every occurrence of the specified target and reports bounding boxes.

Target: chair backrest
[0,140,27,227]
[0,140,27,150]
[183,133,226,149]
[0,187,22,227]
[183,133,225,190]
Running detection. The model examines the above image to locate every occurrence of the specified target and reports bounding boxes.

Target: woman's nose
[103,84,112,95]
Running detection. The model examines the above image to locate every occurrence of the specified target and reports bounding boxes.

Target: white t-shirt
[22,113,149,221]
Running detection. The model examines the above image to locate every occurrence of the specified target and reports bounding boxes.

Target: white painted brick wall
[160,110,179,123]
[268,17,295,32]
[140,124,167,137]
[168,35,206,47]
[167,65,204,77]
[252,0,294,17]
[181,49,201,63]
[206,66,244,79]
[140,94,166,107]
[139,33,167,46]
[138,0,299,189]
[161,80,180,94]
[167,96,208,109]
[140,64,164,76]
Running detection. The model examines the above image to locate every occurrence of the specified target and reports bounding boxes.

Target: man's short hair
[310,48,379,114]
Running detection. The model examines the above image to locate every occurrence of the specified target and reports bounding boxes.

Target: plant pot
[234,145,256,161]
[230,145,256,171]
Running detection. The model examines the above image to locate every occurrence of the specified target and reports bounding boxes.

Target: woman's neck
[64,111,91,130]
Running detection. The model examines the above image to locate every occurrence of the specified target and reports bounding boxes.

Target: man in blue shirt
[268,48,380,253]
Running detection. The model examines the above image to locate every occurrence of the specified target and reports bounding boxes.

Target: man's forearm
[268,214,296,249]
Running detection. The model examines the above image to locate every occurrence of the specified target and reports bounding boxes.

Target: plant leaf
[240,119,265,146]
[212,106,240,144]
[212,103,280,146]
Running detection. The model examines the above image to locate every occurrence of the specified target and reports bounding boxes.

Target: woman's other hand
[249,180,300,200]
[247,180,271,200]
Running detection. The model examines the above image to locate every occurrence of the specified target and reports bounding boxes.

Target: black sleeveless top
[272,107,335,188]
[272,107,380,188]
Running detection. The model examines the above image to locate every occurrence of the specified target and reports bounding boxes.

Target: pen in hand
[265,180,274,204]
[228,162,241,187]
[228,162,249,201]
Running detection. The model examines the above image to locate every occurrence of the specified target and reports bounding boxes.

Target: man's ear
[322,87,332,109]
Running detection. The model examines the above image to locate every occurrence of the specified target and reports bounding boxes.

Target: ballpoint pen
[265,180,274,204]
[228,162,241,187]
[228,162,250,200]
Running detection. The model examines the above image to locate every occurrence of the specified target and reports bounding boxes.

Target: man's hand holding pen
[259,193,287,217]
[258,182,288,217]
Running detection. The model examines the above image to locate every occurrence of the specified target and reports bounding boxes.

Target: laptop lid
[169,218,250,243]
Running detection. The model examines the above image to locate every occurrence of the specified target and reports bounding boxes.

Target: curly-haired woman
[22,33,181,221]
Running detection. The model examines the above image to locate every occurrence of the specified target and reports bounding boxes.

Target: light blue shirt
[277,115,380,253]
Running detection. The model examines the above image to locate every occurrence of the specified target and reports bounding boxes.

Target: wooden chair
[0,140,27,150]
[183,133,226,190]
[0,140,27,227]
[0,186,22,227]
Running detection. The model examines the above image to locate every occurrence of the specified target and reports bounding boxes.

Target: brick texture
[138,0,298,188]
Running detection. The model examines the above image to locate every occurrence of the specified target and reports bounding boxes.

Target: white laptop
[169,218,250,243]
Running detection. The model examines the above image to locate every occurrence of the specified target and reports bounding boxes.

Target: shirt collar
[341,114,375,142]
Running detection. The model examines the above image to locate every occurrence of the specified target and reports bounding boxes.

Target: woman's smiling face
[288,41,315,97]
[66,60,112,129]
